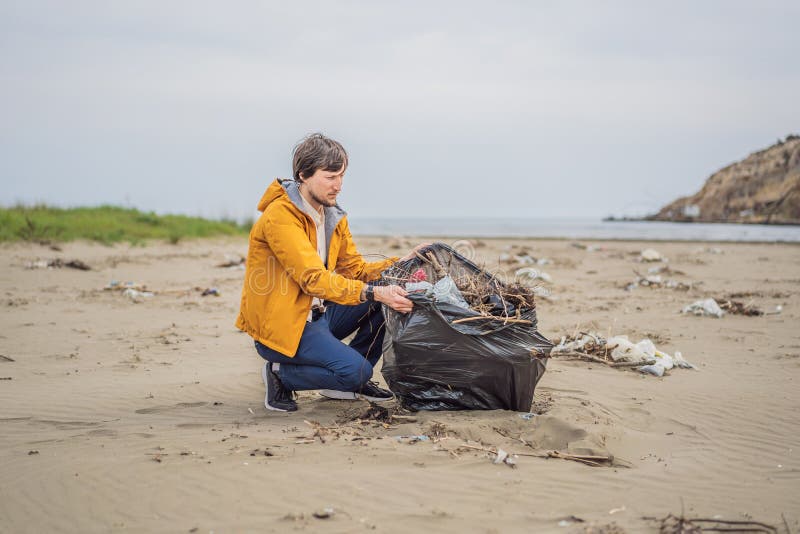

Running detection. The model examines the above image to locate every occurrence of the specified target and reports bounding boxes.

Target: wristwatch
[365,283,375,302]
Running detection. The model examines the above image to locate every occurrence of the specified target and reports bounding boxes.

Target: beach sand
[0,236,798,533]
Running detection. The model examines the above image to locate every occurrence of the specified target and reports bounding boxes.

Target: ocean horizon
[348,217,800,243]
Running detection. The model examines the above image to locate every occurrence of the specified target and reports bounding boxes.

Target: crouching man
[236,133,424,411]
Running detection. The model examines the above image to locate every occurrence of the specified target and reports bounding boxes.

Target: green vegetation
[0,204,252,244]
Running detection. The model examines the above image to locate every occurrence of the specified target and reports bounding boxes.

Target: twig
[547,450,611,467]
[425,251,447,278]
[451,315,532,325]
[691,518,777,530]
[610,360,656,368]
[493,426,530,447]
[553,351,609,364]
[553,350,655,368]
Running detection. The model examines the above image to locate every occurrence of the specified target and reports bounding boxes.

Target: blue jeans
[254,300,386,391]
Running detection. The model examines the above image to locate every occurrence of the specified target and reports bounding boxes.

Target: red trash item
[409,268,427,282]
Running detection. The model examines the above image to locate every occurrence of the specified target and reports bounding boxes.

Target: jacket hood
[257,179,347,265]
[257,179,296,212]
[257,178,346,217]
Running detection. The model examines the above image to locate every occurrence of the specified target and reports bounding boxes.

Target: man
[235,133,424,411]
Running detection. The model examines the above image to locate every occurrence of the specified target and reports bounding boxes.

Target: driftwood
[454,442,615,468]
[554,350,656,368]
[643,513,777,533]
[715,297,764,316]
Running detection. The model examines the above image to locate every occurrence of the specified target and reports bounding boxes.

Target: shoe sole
[356,393,393,403]
[319,389,357,400]
[262,364,292,412]
[319,389,393,402]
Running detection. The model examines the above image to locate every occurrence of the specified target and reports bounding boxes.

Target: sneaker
[319,381,393,402]
[261,363,297,412]
[318,389,358,400]
[357,381,394,402]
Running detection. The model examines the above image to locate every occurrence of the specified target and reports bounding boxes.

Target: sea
[348,217,800,243]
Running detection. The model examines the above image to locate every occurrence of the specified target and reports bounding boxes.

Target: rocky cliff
[649,135,800,224]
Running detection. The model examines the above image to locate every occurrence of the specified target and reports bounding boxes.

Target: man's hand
[374,284,413,313]
[399,242,433,262]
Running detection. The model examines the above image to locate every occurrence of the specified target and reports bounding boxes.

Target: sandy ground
[0,235,798,534]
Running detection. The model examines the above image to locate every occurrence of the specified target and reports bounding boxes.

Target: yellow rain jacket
[235,178,398,356]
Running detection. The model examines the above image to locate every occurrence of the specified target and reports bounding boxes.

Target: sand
[0,236,798,533]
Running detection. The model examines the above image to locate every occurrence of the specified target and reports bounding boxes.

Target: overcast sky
[1,1,798,221]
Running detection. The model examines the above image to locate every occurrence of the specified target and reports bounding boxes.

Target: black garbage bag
[379,243,552,411]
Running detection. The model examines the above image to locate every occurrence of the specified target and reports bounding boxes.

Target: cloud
[2,1,799,219]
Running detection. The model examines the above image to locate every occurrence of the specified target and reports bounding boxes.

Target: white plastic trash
[682,298,724,318]
[640,249,664,262]
[638,364,665,377]
[432,276,469,309]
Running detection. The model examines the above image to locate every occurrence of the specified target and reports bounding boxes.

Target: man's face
[301,166,345,208]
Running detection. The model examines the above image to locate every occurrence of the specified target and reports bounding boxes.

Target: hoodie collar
[258,178,347,266]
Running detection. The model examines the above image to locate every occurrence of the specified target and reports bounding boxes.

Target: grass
[0,204,252,245]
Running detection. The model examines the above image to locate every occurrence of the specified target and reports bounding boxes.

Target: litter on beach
[104,281,155,302]
[216,255,245,269]
[624,270,695,292]
[639,248,666,262]
[123,288,155,302]
[552,332,695,377]
[25,258,92,270]
[681,298,724,318]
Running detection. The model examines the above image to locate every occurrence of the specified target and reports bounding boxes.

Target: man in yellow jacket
[236,133,424,411]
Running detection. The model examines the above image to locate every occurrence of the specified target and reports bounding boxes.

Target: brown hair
[292,133,348,182]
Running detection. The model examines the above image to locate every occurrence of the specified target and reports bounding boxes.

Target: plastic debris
[637,348,696,376]
[105,281,148,292]
[638,364,665,377]
[394,435,429,443]
[640,248,665,262]
[606,336,656,363]
[672,351,695,369]
[432,275,469,309]
[682,298,724,318]
[405,281,433,296]
[653,350,675,370]
[553,331,694,377]
[409,268,427,282]
[123,288,154,302]
[519,412,535,421]
[493,448,516,467]
[201,287,220,297]
[551,333,600,355]
[216,255,245,269]
[571,243,601,251]
[25,258,91,270]
[766,305,783,316]
[625,268,694,291]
